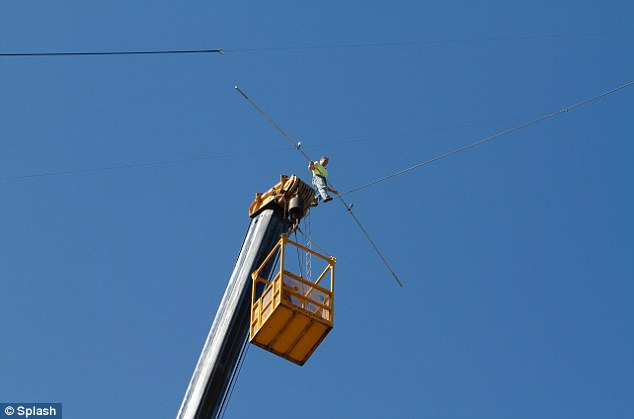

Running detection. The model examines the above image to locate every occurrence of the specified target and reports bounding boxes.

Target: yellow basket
[250,235,335,366]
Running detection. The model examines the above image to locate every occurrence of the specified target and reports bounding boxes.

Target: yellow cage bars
[250,235,335,366]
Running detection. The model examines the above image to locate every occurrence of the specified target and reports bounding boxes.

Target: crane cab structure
[250,234,335,366]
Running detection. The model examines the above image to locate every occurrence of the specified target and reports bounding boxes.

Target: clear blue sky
[2,1,633,418]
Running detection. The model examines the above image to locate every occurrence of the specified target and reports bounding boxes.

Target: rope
[0,106,609,181]
[1,116,524,180]
[0,49,223,57]
[305,211,312,282]
[342,81,634,196]
[0,147,291,181]
[294,230,304,278]
[224,30,634,53]
[2,30,631,58]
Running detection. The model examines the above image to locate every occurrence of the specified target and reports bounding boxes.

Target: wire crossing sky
[1,83,628,183]
[1,30,631,182]
[0,49,223,57]
[0,115,540,180]
[341,81,634,196]
[1,29,632,57]
[224,29,634,52]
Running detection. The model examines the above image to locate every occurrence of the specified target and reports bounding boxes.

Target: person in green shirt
[308,156,338,206]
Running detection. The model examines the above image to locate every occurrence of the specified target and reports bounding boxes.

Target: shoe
[324,196,333,203]
[310,201,318,207]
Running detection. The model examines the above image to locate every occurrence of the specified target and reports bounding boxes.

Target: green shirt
[311,162,328,178]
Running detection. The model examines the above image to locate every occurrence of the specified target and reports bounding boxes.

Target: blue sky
[1,1,633,418]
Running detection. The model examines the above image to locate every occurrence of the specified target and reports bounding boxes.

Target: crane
[177,175,332,419]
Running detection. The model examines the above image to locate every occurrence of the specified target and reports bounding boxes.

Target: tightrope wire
[0,49,223,57]
[2,29,631,58]
[342,81,634,196]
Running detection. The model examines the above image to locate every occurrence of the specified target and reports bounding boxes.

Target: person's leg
[313,176,329,203]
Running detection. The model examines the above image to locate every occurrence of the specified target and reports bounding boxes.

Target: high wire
[0,147,291,180]
[342,81,634,196]
[0,49,223,57]
[235,86,403,288]
[224,30,634,53]
[1,115,536,180]
[3,83,630,183]
[4,29,630,57]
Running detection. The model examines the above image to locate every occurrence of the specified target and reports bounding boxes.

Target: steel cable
[342,82,634,196]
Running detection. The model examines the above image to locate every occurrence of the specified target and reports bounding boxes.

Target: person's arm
[308,161,315,171]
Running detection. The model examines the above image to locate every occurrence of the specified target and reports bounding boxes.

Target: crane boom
[177,175,313,419]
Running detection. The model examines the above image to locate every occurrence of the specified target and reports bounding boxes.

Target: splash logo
[0,404,62,418]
